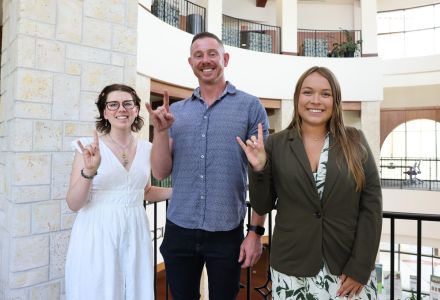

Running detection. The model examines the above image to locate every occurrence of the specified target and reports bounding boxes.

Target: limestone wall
[0,0,138,298]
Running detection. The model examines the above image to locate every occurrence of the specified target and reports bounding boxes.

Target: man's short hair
[190,32,224,50]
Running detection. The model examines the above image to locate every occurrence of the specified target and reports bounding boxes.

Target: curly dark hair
[95,84,144,134]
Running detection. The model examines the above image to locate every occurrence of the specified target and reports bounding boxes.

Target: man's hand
[238,231,263,268]
[145,91,175,132]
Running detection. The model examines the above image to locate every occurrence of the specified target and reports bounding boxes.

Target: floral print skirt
[271,264,377,300]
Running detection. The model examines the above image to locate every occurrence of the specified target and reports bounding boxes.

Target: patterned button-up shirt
[167,82,269,231]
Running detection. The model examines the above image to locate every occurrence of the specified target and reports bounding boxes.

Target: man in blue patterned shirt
[146,32,269,299]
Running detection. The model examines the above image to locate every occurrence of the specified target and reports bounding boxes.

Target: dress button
[314,211,322,219]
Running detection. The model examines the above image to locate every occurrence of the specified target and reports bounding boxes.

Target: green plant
[330,29,362,57]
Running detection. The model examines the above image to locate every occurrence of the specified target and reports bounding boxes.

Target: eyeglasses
[105,100,136,111]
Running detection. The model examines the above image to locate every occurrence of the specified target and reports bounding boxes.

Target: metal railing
[383,212,440,300]
[297,29,362,57]
[147,197,440,299]
[151,0,206,35]
[380,157,440,191]
[222,14,281,54]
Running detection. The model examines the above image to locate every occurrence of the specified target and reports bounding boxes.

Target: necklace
[108,134,133,167]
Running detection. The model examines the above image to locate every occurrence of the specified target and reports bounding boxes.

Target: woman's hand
[337,274,364,299]
[77,130,101,175]
[145,91,175,133]
[236,123,267,172]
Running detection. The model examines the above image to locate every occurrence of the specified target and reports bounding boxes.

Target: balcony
[151,0,206,35]
[222,14,281,54]
[298,29,363,58]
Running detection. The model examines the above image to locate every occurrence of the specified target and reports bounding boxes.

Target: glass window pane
[435,4,440,27]
[405,29,435,57]
[404,6,434,31]
[435,28,440,54]
[378,33,405,58]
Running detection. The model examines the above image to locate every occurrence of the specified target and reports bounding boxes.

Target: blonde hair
[288,66,367,191]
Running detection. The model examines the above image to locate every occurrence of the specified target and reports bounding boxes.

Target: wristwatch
[246,224,265,236]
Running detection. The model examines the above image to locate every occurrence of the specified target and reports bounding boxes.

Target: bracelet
[81,168,97,179]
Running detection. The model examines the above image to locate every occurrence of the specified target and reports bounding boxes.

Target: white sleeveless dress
[65,138,154,300]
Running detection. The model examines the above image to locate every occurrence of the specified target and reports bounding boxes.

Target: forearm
[66,176,93,212]
[151,130,172,180]
[144,186,172,202]
[250,210,266,227]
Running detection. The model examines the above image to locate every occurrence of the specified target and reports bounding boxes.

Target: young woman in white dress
[65,84,172,300]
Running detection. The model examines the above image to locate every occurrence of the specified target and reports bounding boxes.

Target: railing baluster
[246,207,252,300]
[391,217,395,300]
[417,220,422,300]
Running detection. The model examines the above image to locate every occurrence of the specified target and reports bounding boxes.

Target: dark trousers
[160,219,244,300]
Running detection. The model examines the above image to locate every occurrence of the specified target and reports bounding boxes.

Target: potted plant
[329,29,362,57]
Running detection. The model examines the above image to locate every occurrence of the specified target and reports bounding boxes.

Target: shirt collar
[191,81,237,101]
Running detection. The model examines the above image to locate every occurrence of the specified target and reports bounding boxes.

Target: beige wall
[382,85,440,109]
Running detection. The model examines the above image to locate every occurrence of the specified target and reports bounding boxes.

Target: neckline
[100,137,140,173]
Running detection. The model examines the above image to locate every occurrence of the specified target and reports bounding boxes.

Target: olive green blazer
[249,128,382,284]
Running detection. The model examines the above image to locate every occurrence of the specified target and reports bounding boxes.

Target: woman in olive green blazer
[237,67,382,300]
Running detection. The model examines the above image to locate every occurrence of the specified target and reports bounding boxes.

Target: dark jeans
[160,219,244,300]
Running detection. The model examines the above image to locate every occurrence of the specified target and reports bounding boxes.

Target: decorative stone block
[15,101,51,120]
[16,35,36,68]
[127,0,138,29]
[16,69,53,103]
[32,201,60,234]
[53,74,80,120]
[79,91,99,122]
[49,231,70,279]
[12,153,51,186]
[64,122,95,138]
[65,61,81,76]
[111,53,124,67]
[52,153,73,200]
[84,0,125,24]
[36,40,65,73]
[10,235,49,272]
[66,44,111,64]
[9,119,33,151]
[83,17,111,50]
[11,185,51,204]
[30,280,60,299]
[19,19,55,39]
[81,63,123,92]
[34,120,62,151]
[9,266,49,289]
[61,214,76,230]
[20,0,56,24]
[113,25,137,55]
[56,0,82,43]
[7,202,31,237]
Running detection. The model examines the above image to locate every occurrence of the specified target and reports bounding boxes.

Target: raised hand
[236,123,266,172]
[145,91,175,132]
[77,130,101,175]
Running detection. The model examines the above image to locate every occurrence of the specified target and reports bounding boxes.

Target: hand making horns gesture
[145,91,175,132]
[236,123,267,172]
[77,130,101,174]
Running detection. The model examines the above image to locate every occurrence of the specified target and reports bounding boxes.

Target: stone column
[360,0,378,56]
[361,101,381,163]
[205,0,223,38]
[276,0,298,55]
[0,0,138,298]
